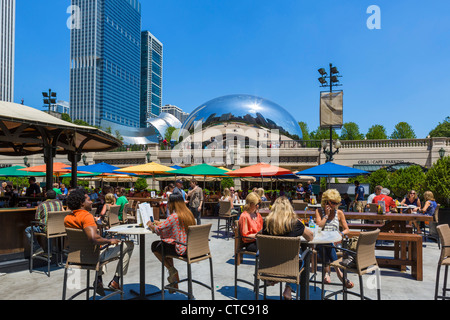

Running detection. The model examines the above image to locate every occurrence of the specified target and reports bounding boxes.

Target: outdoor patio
[0,216,442,301]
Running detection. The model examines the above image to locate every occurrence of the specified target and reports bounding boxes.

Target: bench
[347,223,385,230]
[348,231,423,281]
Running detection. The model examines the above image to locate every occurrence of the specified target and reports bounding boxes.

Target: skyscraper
[70,0,141,128]
[140,30,163,126]
[0,0,15,102]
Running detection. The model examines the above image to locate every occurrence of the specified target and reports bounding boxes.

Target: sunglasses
[410,192,416,195]
[329,201,339,205]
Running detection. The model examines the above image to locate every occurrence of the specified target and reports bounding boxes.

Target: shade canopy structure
[295,162,369,178]
[169,163,229,177]
[226,163,293,177]
[0,101,122,189]
[0,165,45,177]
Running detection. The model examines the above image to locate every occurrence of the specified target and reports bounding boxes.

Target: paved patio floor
[0,217,443,301]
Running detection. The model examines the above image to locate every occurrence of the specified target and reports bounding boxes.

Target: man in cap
[172,179,186,201]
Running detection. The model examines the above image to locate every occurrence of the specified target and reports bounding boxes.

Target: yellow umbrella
[116,162,175,191]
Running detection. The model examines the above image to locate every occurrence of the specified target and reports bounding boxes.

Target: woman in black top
[262,196,313,299]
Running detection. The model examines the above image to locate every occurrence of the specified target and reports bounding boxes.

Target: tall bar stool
[435,224,450,300]
[161,224,215,300]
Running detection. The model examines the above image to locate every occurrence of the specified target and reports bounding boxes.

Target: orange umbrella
[226,162,293,177]
[19,162,90,178]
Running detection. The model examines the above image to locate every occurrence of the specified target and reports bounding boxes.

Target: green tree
[424,156,450,206]
[164,126,177,142]
[390,122,417,139]
[298,121,310,140]
[339,122,364,140]
[388,166,426,199]
[221,177,234,189]
[365,124,388,140]
[134,177,148,191]
[61,113,72,123]
[310,126,339,140]
[429,116,450,138]
[115,130,124,141]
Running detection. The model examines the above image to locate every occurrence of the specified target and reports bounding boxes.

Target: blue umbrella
[296,162,369,178]
[64,162,133,175]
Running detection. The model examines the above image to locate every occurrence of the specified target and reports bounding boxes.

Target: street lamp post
[318,63,343,162]
[42,89,57,113]
[439,147,446,159]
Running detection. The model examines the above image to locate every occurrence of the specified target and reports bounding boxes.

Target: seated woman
[147,193,196,293]
[262,196,314,299]
[314,189,353,289]
[400,190,421,213]
[219,188,239,216]
[256,188,267,201]
[238,192,263,252]
[420,191,438,218]
[97,193,116,228]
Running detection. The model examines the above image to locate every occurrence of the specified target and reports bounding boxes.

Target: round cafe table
[299,229,342,300]
[107,224,161,300]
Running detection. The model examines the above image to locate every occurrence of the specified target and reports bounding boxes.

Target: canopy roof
[0,165,45,177]
[0,101,122,156]
[296,162,369,177]
[169,164,229,177]
[115,162,175,175]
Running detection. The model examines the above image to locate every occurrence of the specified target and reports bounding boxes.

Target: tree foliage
[390,122,417,139]
[134,177,148,191]
[298,121,310,140]
[221,177,235,189]
[388,166,426,199]
[429,116,450,138]
[310,126,339,140]
[339,122,364,140]
[424,156,450,206]
[366,124,388,140]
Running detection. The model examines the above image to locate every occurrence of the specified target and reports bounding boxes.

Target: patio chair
[324,229,381,300]
[62,228,124,301]
[434,224,450,300]
[126,200,138,223]
[29,210,69,277]
[426,204,441,246]
[254,234,311,300]
[368,203,378,213]
[120,203,129,224]
[107,205,121,229]
[234,220,259,298]
[217,200,237,240]
[161,224,214,300]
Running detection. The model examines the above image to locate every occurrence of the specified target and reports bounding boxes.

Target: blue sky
[14,0,450,138]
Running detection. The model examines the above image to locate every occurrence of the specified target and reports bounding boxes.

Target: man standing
[173,179,186,201]
[24,190,64,255]
[64,189,134,294]
[26,177,42,197]
[187,179,203,225]
[353,181,365,212]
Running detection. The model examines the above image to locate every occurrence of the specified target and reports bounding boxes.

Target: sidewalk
[0,217,442,300]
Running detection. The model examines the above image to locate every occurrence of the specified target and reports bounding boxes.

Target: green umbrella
[0,166,46,177]
[169,164,229,177]
[60,172,102,178]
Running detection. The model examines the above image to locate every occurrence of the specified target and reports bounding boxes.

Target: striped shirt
[154,213,188,256]
[35,199,64,232]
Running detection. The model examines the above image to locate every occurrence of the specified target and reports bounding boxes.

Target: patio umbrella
[296,162,369,189]
[169,163,229,189]
[65,162,128,175]
[295,162,369,178]
[116,162,175,190]
[19,162,91,181]
[0,165,45,177]
[226,162,293,188]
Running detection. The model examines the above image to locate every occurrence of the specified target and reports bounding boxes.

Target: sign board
[320,91,343,129]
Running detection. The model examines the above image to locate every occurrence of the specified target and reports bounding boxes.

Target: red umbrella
[226,163,293,177]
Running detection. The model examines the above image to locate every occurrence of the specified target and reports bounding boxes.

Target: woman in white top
[315,189,352,288]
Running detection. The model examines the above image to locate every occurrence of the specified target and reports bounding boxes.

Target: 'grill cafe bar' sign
[357,160,405,165]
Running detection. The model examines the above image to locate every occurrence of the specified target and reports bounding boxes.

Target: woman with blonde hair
[148,193,196,293]
[98,193,116,227]
[400,190,421,213]
[263,196,314,299]
[220,188,232,201]
[238,192,263,252]
[314,189,352,288]
[420,191,438,218]
[256,188,267,201]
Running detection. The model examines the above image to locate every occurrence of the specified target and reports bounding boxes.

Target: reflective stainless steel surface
[181,94,302,139]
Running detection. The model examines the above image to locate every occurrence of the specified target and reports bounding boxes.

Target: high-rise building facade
[140,30,163,126]
[162,104,189,123]
[70,0,141,128]
[0,0,15,102]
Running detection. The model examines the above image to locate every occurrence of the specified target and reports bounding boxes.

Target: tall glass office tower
[70,0,141,128]
[0,0,15,102]
[140,31,163,126]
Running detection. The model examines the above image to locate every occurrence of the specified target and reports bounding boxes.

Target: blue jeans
[316,244,338,265]
[25,225,44,251]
